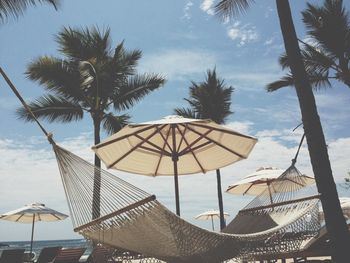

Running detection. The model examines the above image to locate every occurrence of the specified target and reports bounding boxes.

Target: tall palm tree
[175,68,234,230]
[215,0,350,261]
[267,0,350,91]
[17,26,165,219]
[0,0,59,22]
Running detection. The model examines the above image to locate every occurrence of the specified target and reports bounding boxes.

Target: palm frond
[266,72,332,92]
[301,43,336,74]
[0,0,59,21]
[278,53,289,69]
[266,74,294,92]
[26,56,84,102]
[215,0,254,20]
[113,41,142,76]
[174,107,198,119]
[112,73,165,111]
[56,26,111,61]
[302,0,349,58]
[102,113,130,135]
[16,94,84,123]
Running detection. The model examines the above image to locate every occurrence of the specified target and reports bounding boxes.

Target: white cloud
[182,1,194,20]
[264,38,274,46]
[200,0,215,16]
[226,22,259,46]
[225,121,254,134]
[139,49,217,80]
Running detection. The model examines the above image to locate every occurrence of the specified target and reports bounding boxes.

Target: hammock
[54,144,320,262]
[0,68,321,262]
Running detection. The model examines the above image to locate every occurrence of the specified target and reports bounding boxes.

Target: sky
[0,0,349,242]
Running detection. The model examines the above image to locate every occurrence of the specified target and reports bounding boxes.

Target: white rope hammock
[53,144,321,262]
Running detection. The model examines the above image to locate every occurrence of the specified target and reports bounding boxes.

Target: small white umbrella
[195,210,230,231]
[0,203,68,256]
[226,167,315,203]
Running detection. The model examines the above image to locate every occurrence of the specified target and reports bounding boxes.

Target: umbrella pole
[216,169,226,230]
[30,214,35,258]
[211,216,215,231]
[171,124,180,216]
[173,159,180,216]
[268,183,273,204]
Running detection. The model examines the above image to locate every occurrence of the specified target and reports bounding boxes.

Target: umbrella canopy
[195,210,230,220]
[0,203,68,223]
[226,167,315,196]
[93,115,257,216]
[195,210,230,231]
[0,203,68,256]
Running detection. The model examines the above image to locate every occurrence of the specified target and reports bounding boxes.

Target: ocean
[0,238,93,258]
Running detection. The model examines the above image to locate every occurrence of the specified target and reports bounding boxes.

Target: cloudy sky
[0,0,349,241]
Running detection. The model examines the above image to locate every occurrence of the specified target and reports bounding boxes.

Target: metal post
[30,214,35,258]
[171,125,180,216]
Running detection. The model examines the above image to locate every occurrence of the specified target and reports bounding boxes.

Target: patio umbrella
[0,203,68,256]
[195,210,230,231]
[226,167,315,204]
[92,115,257,216]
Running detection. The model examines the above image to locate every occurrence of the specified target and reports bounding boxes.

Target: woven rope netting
[53,144,321,262]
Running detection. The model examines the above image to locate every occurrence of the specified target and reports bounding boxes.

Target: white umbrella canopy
[0,203,68,257]
[195,210,230,231]
[0,203,68,223]
[226,167,315,196]
[92,115,257,216]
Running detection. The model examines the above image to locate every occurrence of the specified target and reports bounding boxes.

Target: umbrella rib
[176,125,205,174]
[51,213,62,220]
[138,145,171,156]
[185,125,247,159]
[242,183,256,195]
[180,141,212,156]
[107,125,167,169]
[155,127,172,176]
[134,134,172,156]
[177,125,213,156]
[156,125,173,152]
[190,122,257,140]
[15,214,24,222]
[92,125,158,149]
[176,125,187,153]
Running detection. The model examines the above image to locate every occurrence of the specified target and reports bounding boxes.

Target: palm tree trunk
[216,169,226,230]
[276,1,350,261]
[92,117,101,219]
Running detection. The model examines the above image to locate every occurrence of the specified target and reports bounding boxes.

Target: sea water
[0,239,93,258]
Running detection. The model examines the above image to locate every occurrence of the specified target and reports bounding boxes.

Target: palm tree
[0,0,59,22]
[17,26,165,219]
[175,68,234,230]
[267,0,350,92]
[215,0,350,261]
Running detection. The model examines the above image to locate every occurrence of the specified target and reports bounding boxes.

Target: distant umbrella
[226,167,315,204]
[0,203,68,257]
[195,210,229,231]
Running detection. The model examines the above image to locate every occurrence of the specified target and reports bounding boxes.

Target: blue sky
[0,0,349,241]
